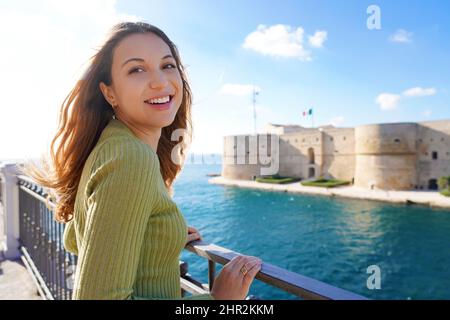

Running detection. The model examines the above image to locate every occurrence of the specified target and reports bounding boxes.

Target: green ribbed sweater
[63,118,214,300]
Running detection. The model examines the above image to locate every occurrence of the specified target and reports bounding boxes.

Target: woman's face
[100,32,183,130]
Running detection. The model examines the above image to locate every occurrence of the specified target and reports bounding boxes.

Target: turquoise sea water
[175,164,450,300]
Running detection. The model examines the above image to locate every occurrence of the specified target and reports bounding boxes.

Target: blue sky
[119,0,450,151]
[1,0,449,158]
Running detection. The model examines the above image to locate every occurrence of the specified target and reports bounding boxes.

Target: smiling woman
[98,31,185,148]
[19,21,261,301]
[22,22,194,217]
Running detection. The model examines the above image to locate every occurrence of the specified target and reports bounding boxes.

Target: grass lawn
[255,175,302,184]
[441,189,450,197]
[301,178,351,188]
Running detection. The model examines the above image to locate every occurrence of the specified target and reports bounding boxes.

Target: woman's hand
[186,226,202,245]
[210,255,262,300]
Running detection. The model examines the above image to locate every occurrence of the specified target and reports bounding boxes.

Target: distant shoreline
[209,176,450,210]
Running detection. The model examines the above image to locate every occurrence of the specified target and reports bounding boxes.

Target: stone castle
[221,119,450,191]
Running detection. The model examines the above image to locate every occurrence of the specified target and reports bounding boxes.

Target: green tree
[438,176,450,190]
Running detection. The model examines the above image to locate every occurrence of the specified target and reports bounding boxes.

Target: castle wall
[416,120,450,189]
[222,134,278,180]
[322,128,355,181]
[222,120,450,191]
[278,130,323,179]
[354,123,418,190]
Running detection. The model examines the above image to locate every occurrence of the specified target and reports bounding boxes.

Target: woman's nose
[148,71,169,89]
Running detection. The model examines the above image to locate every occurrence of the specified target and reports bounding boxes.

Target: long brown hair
[20,22,193,223]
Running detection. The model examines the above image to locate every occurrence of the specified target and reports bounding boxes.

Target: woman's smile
[144,94,174,110]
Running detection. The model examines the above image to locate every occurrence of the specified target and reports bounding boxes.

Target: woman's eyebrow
[121,54,174,68]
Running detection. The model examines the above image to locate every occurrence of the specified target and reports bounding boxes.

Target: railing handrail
[185,241,368,300]
[15,174,369,300]
[17,175,55,209]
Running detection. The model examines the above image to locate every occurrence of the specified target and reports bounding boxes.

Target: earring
[111,104,117,119]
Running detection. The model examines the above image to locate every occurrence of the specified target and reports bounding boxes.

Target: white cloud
[242,24,327,61]
[389,29,413,43]
[376,93,401,110]
[328,116,345,127]
[403,87,437,97]
[423,110,432,117]
[375,86,437,111]
[0,0,142,160]
[219,84,261,96]
[308,30,327,48]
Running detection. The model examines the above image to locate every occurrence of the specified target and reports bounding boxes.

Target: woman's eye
[164,63,177,69]
[129,64,176,74]
[129,67,144,74]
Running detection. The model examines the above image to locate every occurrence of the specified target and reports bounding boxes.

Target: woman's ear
[99,82,116,107]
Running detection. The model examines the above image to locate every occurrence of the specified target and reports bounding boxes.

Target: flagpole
[253,86,258,135]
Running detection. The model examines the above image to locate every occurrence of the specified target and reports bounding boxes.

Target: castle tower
[354,123,418,190]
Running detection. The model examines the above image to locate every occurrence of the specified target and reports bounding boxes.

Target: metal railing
[15,174,368,300]
[17,175,77,300]
[182,242,368,300]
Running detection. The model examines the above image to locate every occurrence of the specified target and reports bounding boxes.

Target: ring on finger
[240,264,248,276]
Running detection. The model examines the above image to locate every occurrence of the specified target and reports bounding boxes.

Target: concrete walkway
[0,253,42,300]
[209,176,450,210]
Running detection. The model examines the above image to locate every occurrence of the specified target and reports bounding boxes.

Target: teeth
[148,96,170,104]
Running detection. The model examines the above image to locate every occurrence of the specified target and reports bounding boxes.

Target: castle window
[394,138,400,143]
[308,148,315,164]
[343,136,346,141]
[441,137,444,142]
[418,139,422,143]
[316,138,319,142]
[432,151,438,160]
[330,137,333,142]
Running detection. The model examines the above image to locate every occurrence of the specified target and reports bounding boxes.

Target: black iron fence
[18,175,77,300]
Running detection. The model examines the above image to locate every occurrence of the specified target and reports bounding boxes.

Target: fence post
[0,162,21,259]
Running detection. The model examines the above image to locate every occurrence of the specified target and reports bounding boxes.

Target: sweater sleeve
[72,139,215,300]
